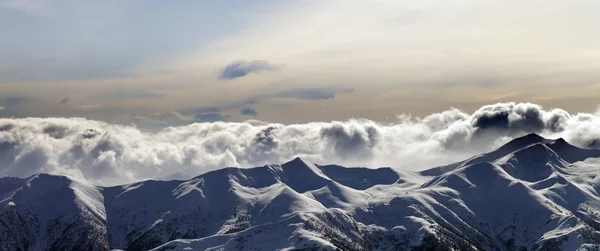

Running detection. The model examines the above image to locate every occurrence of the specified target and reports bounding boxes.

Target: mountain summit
[1,135,600,250]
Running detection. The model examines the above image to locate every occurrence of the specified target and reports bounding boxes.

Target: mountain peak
[494,133,561,157]
[3,150,600,250]
[285,156,307,165]
[505,132,548,147]
[521,132,546,141]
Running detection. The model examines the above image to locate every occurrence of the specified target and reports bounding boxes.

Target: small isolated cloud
[5,97,29,106]
[274,88,353,100]
[0,106,4,111]
[58,97,70,104]
[219,60,275,80]
[241,107,257,117]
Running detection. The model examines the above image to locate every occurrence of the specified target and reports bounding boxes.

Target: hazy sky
[1,0,600,128]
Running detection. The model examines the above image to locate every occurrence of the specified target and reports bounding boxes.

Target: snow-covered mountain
[2,133,600,250]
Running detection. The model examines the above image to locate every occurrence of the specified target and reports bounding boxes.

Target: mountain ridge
[1,133,600,250]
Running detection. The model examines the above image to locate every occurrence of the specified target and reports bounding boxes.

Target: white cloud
[0,102,599,186]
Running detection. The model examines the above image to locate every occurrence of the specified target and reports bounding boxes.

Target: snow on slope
[1,133,600,250]
[0,174,107,251]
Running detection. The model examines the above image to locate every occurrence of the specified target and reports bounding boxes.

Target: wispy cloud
[169,87,352,123]
[76,105,100,110]
[5,97,29,106]
[240,107,257,116]
[174,107,232,123]
[155,111,194,121]
[273,88,353,100]
[219,60,276,80]
[58,97,69,104]
[195,113,230,122]
[94,90,165,101]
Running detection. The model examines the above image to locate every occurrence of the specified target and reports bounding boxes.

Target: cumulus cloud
[241,107,257,116]
[1,102,600,186]
[219,60,275,80]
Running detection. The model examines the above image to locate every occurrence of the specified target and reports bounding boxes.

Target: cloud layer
[0,102,599,185]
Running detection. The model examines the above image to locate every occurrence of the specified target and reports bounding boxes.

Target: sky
[1,1,600,184]
[1,0,600,129]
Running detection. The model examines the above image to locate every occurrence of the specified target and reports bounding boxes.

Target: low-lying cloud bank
[0,102,599,185]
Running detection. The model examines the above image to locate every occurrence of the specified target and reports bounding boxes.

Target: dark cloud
[470,103,562,136]
[273,88,353,100]
[5,97,28,106]
[240,108,257,117]
[320,122,379,159]
[58,98,70,104]
[248,126,280,161]
[219,60,275,80]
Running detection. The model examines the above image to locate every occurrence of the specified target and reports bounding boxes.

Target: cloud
[58,97,70,104]
[195,113,230,122]
[273,88,353,100]
[219,60,276,80]
[94,90,165,101]
[0,106,4,111]
[133,116,169,127]
[5,97,29,106]
[174,87,351,121]
[178,107,231,122]
[240,108,257,117]
[76,105,101,110]
[0,102,600,186]
[154,111,194,121]
[470,103,570,135]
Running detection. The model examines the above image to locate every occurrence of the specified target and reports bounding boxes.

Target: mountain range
[2,133,600,250]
